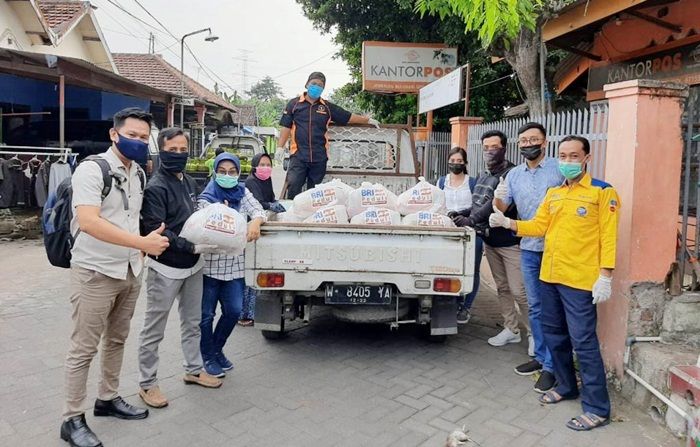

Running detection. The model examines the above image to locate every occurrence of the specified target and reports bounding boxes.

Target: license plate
[325,284,393,305]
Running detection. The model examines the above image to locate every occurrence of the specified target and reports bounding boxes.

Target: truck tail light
[257,272,285,288]
[433,278,461,293]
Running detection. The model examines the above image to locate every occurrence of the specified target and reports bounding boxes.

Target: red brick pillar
[449,116,483,150]
[599,79,688,376]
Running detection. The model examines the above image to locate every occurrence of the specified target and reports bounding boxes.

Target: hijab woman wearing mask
[197,153,266,378]
[237,152,284,326]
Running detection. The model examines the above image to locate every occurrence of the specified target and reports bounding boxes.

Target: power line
[272,50,335,79]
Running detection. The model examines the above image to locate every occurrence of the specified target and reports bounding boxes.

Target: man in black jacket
[454,130,530,348]
[137,128,222,409]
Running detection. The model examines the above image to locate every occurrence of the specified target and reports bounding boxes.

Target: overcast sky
[92,0,353,99]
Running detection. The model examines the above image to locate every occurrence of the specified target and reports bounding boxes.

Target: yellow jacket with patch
[516,173,620,291]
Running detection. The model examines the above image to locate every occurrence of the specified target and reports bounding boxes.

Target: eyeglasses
[518,137,544,145]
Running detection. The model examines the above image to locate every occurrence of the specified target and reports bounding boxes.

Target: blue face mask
[114,133,149,161]
[307,84,324,99]
[215,174,239,189]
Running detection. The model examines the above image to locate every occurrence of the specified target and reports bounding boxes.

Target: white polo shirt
[70,147,144,280]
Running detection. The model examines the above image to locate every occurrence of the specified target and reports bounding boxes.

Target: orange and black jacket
[279,93,352,163]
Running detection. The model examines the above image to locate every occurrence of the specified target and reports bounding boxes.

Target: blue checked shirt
[503,157,564,252]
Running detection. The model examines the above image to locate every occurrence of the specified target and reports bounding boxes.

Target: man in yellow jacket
[489,135,619,432]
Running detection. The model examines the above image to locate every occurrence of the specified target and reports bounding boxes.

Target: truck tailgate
[245,223,475,295]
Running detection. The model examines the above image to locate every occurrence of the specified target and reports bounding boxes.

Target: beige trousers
[484,244,530,334]
[63,265,142,420]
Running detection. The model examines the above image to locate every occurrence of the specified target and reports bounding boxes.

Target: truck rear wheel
[256,291,286,340]
[261,317,285,340]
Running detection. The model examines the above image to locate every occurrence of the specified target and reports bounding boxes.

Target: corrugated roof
[112,52,235,111]
[36,0,90,39]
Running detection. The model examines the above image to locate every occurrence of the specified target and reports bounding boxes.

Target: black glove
[452,215,470,227]
[269,201,286,213]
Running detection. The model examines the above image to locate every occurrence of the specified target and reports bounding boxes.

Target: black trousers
[285,155,327,199]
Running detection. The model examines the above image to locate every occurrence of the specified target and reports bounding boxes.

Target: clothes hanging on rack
[48,160,72,198]
[0,158,14,208]
[35,159,50,207]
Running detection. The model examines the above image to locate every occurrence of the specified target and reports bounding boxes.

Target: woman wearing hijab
[237,153,284,326]
[198,153,266,378]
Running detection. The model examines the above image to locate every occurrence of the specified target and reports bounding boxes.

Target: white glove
[488,208,511,229]
[193,244,219,254]
[494,176,508,201]
[368,118,380,128]
[592,275,612,304]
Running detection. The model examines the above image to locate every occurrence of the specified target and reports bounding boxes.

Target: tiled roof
[36,0,90,38]
[112,53,235,111]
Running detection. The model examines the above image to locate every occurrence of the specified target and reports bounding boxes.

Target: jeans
[285,155,327,199]
[200,275,244,362]
[461,235,483,310]
[240,286,257,320]
[520,250,554,372]
[540,282,610,418]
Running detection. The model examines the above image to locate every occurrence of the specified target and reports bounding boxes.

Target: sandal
[538,390,578,405]
[566,412,610,431]
[238,319,254,327]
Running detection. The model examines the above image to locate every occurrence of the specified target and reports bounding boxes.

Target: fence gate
[678,86,700,288]
[420,131,452,184]
[465,102,609,178]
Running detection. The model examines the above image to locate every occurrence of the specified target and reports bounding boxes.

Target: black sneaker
[534,371,556,393]
[456,309,471,324]
[514,359,542,376]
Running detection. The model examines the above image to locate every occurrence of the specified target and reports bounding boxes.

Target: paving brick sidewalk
[0,240,682,446]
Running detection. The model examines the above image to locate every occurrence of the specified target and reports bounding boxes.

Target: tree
[415,0,577,116]
[296,0,522,127]
[246,76,283,102]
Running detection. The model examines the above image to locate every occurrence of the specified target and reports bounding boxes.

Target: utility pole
[148,32,155,54]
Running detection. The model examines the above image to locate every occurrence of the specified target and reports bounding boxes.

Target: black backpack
[42,155,145,268]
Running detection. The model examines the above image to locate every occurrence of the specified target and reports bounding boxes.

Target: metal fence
[465,102,609,179]
[678,86,700,288]
[420,131,452,183]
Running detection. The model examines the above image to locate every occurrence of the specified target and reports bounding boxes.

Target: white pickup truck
[244,125,475,342]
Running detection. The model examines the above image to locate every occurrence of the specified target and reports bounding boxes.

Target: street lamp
[180,28,219,129]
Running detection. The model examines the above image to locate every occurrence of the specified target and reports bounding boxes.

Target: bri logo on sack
[361,188,388,206]
[366,209,391,224]
[204,212,237,234]
[311,189,336,207]
[408,187,433,204]
[417,212,442,226]
[313,208,338,224]
[576,206,587,217]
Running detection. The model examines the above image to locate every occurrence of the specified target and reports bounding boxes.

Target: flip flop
[566,412,610,431]
[538,390,579,405]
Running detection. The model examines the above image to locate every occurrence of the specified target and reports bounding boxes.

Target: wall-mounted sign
[173,97,195,106]
[418,65,469,114]
[587,40,700,100]
[362,41,458,93]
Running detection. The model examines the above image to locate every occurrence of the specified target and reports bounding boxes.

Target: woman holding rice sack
[197,153,266,378]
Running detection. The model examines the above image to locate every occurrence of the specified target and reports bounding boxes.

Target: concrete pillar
[599,79,688,376]
[166,102,175,127]
[195,104,206,124]
[449,116,483,150]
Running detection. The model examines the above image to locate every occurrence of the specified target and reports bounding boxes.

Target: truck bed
[245,222,475,296]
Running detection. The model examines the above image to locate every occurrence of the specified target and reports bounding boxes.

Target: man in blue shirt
[493,122,564,394]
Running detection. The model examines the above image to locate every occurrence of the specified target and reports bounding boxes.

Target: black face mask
[484,149,505,169]
[448,163,466,175]
[520,145,543,161]
[159,150,188,173]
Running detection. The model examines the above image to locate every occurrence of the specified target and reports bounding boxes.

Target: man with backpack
[60,108,169,447]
